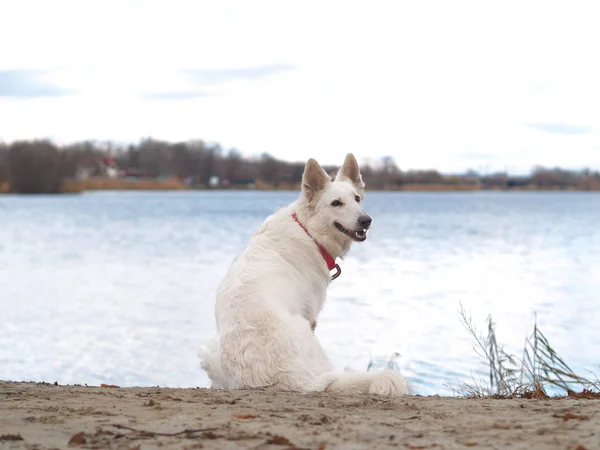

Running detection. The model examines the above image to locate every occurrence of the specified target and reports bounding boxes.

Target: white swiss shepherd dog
[201,153,410,396]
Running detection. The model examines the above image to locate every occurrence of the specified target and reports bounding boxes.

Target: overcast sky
[1,0,599,174]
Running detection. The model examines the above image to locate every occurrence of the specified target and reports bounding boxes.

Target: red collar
[292,213,341,280]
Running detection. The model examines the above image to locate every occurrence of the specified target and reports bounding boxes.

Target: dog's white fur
[201,154,410,396]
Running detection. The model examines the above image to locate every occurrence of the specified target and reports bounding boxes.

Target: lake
[1,191,599,395]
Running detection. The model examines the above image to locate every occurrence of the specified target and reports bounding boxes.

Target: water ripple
[0,191,599,394]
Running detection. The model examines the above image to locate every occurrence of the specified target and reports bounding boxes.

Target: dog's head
[301,153,371,246]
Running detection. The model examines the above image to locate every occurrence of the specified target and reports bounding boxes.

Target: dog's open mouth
[335,222,368,242]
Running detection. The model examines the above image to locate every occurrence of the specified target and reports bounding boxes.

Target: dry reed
[447,304,600,398]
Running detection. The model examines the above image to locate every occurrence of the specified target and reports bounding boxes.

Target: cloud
[458,151,503,161]
[0,70,74,98]
[183,64,295,86]
[526,123,592,135]
[528,82,551,93]
[141,65,295,101]
[143,91,215,101]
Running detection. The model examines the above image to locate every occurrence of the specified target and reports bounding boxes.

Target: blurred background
[1,0,599,395]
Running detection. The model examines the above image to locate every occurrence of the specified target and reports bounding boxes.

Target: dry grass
[63,177,190,192]
[4,178,600,194]
[253,180,301,191]
[398,183,481,192]
[505,184,540,191]
[447,304,600,399]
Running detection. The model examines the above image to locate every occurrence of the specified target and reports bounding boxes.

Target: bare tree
[8,140,63,193]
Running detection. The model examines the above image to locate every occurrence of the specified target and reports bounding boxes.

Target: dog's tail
[200,340,226,389]
[317,369,410,396]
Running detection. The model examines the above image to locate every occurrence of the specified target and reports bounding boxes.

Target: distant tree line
[0,138,599,193]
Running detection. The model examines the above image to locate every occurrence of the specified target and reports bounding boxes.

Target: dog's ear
[335,153,365,192]
[302,158,330,201]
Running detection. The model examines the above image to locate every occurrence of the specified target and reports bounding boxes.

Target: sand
[0,381,598,450]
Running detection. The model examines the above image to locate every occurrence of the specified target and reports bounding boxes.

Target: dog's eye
[331,200,343,207]
[354,195,360,203]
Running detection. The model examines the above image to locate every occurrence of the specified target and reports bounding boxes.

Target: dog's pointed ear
[302,158,330,201]
[335,153,365,191]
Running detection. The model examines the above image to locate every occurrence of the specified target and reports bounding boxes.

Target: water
[1,191,599,395]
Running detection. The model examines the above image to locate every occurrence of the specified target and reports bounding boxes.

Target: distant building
[99,157,120,179]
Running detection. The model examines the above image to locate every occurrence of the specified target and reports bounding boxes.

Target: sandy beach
[0,382,598,449]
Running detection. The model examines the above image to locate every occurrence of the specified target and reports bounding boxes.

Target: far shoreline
[3,178,600,195]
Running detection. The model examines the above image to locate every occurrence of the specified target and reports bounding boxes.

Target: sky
[1,0,599,174]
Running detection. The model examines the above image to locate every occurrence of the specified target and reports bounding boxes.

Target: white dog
[201,154,410,396]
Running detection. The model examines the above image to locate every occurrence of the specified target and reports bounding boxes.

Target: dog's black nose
[358,215,372,229]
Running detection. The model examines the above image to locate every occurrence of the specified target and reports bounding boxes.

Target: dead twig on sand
[109,424,219,438]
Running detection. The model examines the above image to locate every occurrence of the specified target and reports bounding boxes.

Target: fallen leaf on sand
[68,431,86,446]
[266,435,291,445]
[101,383,120,388]
[553,412,589,421]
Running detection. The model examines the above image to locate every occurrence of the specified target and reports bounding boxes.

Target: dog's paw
[368,370,410,396]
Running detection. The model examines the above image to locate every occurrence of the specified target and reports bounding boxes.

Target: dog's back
[202,203,333,391]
